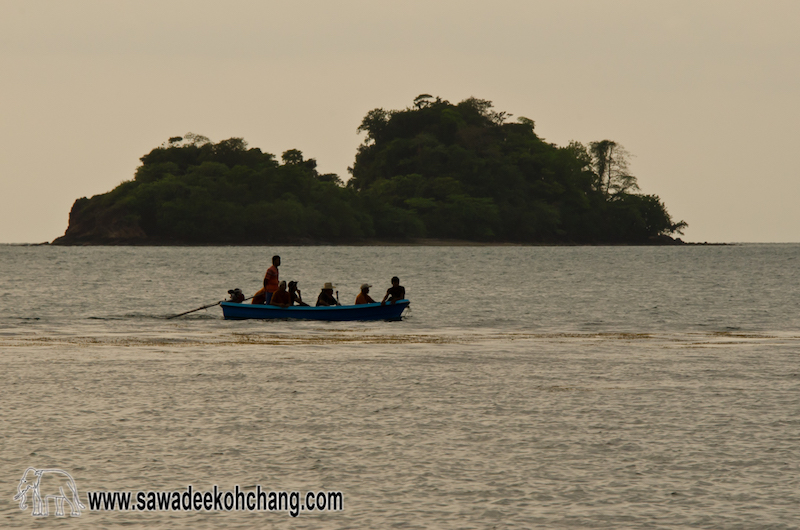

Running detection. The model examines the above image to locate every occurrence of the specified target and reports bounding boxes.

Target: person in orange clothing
[251,288,266,305]
[355,283,376,305]
[253,255,280,304]
[269,281,291,307]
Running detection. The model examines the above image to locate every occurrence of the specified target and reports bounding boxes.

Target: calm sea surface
[1,244,799,528]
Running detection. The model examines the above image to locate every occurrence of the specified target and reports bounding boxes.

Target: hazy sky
[2,0,799,243]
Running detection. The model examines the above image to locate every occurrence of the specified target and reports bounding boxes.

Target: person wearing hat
[288,281,309,306]
[269,281,291,307]
[316,282,341,307]
[355,283,376,305]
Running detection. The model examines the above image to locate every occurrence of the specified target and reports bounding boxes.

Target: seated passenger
[355,283,376,305]
[269,281,291,307]
[381,276,405,305]
[288,281,309,306]
[316,282,341,306]
[251,287,267,305]
[227,288,245,303]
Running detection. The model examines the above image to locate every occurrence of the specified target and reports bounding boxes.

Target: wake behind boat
[220,300,410,321]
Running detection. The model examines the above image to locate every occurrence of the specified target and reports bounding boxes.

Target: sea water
[1,244,799,528]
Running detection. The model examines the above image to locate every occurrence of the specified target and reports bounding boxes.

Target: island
[53,95,686,245]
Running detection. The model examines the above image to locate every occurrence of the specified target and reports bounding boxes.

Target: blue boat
[220,300,410,321]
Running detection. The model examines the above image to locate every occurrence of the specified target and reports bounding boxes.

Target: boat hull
[220,300,410,321]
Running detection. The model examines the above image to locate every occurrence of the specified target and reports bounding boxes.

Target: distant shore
[23,236,727,246]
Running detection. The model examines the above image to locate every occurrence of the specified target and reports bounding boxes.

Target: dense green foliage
[349,95,686,242]
[58,96,686,244]
[62,136,370,243]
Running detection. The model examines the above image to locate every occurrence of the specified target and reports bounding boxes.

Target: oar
[166,296,255,319]
[166,300,223,319]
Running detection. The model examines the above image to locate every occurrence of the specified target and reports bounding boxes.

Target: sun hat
[322,282,336,290]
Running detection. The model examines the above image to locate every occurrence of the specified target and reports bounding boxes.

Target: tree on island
[53,95,686,245]
[349,95,686,242]
[57,137,369,244]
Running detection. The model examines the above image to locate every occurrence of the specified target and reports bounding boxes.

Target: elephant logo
[13,467,86,517]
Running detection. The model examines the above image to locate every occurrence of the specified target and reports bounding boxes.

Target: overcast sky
[2,0,798,243]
